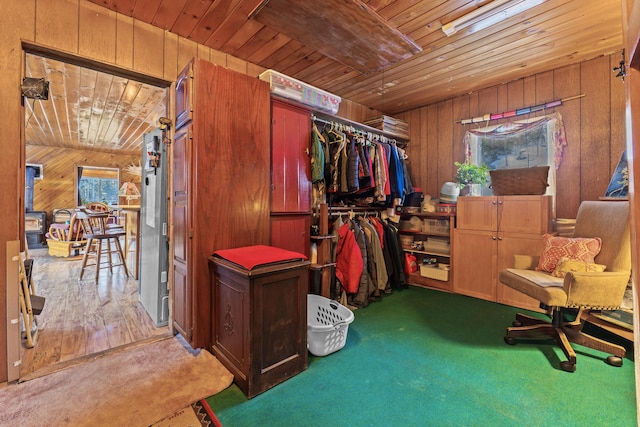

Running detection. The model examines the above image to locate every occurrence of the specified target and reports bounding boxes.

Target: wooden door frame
[9,42,174,380]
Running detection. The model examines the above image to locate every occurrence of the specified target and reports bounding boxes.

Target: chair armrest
[512,255,540,270]
[48,224,70,241]
[563,271,631,309]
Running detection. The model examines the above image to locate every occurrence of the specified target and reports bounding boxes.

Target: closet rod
[311,114,404,145]
[329,207,385,216]
[328,209,383,218]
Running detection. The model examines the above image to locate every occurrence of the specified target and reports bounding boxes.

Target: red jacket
[336,223,363,293]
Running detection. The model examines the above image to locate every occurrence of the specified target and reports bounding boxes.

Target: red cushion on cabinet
[213,245,307,270]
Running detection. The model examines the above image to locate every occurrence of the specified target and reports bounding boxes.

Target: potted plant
[455,161,490,195]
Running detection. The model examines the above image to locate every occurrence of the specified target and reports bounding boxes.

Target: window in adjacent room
[77,166,120,205]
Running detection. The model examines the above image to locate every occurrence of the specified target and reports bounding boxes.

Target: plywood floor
[20,246,170,380]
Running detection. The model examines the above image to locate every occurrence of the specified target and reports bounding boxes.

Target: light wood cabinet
[171,58,271,349]
[453,195,552,310]
[397,211,455,292]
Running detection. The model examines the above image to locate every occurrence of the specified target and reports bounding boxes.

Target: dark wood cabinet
[171,58,271,349]
[210,255,310,398]
[174,63,193,130]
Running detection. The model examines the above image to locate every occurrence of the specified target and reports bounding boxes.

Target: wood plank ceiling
[25,54,167,155]
[25,0,624,154]
[89,0,623,114]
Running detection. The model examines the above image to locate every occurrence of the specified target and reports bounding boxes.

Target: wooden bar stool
[77,211,130,280]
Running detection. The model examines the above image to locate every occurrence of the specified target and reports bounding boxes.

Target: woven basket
[490,166,549,196]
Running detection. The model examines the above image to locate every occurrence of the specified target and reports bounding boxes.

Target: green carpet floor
[206,286,637,426]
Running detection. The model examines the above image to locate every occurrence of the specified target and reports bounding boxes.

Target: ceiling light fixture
[442,0,544,37]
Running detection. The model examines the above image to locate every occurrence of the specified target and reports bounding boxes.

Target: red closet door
[271,100,311,213]
[270,214,311,258]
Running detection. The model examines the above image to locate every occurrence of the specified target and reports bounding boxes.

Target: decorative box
[259,70,341,114]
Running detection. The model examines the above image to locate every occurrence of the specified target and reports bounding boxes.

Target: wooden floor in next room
[20,247,170,380]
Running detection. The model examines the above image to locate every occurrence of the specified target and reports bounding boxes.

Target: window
[78,166,119,205]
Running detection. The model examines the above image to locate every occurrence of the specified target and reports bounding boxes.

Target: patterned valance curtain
[463,112,568,213]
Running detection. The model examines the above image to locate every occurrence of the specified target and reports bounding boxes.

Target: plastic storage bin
[259,69,341,114]
[307,294,354,356]
[420,264,449,281]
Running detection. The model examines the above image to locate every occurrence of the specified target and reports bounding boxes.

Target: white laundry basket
[307,294,354,356]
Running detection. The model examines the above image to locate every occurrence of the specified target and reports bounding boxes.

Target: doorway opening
[17,48,172,381]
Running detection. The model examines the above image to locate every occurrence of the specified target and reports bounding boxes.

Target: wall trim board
[22,40,172,88]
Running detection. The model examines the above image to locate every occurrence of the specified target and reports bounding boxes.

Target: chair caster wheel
[512,320,522,327]
[560,361,576,372]
[504,336,515,345]
[606,356,623,367]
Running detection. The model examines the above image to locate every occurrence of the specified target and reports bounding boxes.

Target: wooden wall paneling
[437,100,454,189]
[452,96,469,167]
[522,76,538,111]
[507,79,524,111]
[610,52,627,168]
[553,63,582,218]
[35,0,79,53]
[132,20,164,77]
[496,84,508,114]
[197,43,211,63]
[26,145,140,223]
[535,71,555,106]
[416,107,430,197]
[115,13,134,69]
[412,107,426,194]
[210,49,228,67]
[163,31,179,81]
[79,0,117,63]
[581,55,613,201]
[402,54,625,222]
[247,61,265,80]
[177,37,199,72]
[425,104,439,196]
[227,55,248,74]
[401,108,423,194]
[477,87,498,120]
[1,0,37,384]
[622,1,640,422]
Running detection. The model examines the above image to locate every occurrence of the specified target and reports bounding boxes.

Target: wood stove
[25,211,47,248]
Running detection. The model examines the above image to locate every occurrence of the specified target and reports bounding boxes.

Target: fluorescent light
[442,0,544,36]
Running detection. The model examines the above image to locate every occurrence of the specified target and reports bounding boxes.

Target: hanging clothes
[349,219,374,307]
[311,123,325,183]
[381,219,406,289]
[385,143,406,200]
[325,128,345,193]
[397,146,414,197]
[335,222,363,294]
[345,134,360,193]
[356,138,373,191]
[360,217,388,292]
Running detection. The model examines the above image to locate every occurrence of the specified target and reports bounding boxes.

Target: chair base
[47,239,86,258]
[504,310,626,372]
[79,235,129,281]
